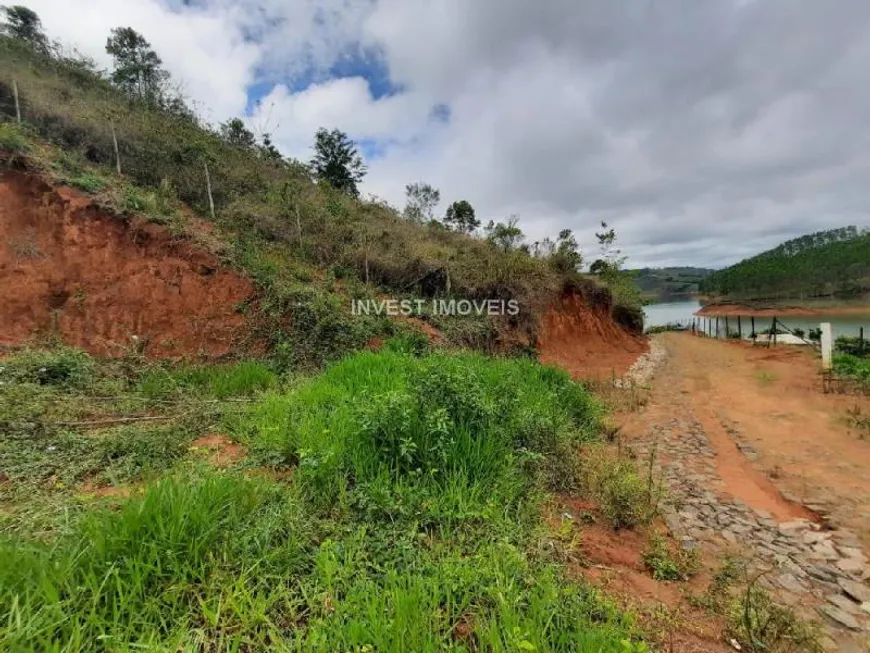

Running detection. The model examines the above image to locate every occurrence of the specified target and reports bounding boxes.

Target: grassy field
[0,342,657,651]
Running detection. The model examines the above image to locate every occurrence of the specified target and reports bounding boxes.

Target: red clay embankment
[0,168,254,357]
[537,287,648,380]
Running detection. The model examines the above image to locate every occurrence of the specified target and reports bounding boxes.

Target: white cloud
[15,0,870,267]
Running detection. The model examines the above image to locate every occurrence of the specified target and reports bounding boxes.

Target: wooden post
[294,204,303,242]
[738,315,742,339]
[363,232,370,285]
[204,163,215,220]
[715,316,720,339]
[110,121,121,175]
[771,317,777,347]
[12,80,21,123]
[725,316,730,339]
[860,326,865,356]
[821,322,833,370]
[751,316,756,342]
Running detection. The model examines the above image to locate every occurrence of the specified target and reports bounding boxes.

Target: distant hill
[698,227,870,302]
[628,267,713,302]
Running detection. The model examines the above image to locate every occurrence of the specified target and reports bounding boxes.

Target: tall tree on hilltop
[310,128,366,197]
[404,182,440,223]
[444,200,479,233]
[220,118,257,150]
[1,5,48,52]
[485,216,524,252]
[105,27,169,104]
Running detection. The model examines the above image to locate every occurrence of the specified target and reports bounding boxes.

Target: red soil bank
[537,289,648,380]
[0,168,253,357]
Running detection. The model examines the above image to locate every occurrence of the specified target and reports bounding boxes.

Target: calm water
[643,300,870,338]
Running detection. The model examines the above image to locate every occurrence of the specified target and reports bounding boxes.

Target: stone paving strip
[630,417,870,651]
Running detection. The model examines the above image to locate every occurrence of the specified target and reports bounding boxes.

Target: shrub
[642,533,699,581]
[238,350,603,524]
[0,122,29,152]
[67,172,106,193]
[0,347,94,388]
[727,578,822,653]
[835,335,870,358]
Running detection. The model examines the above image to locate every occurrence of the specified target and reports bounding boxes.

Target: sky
[16,0,870,268]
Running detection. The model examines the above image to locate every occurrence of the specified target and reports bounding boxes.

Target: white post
[821,322,833,370]
[110,121,121,175]
[204,163,215,220]
[12,80,21,123]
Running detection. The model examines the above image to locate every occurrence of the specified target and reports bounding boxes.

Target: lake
[643,300,870,339]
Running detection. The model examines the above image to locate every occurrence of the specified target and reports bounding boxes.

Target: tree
[105,27,169,104]
[260,133,282,161]
[485,216,524,252]
[444,200,479,233]
[310,128,366,197]
[220,118,256,150]
[404,182,440,223]
[551,229,582,273]
[1,5,48,51]
[591,221,625,275]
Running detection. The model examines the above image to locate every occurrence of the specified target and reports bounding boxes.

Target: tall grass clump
[137,359,278,399]
[0,473,311,650]
[236,349,603,526]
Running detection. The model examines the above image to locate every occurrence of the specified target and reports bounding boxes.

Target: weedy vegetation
[0,343,655,650]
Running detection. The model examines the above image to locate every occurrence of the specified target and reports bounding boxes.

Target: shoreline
[696,301,870,317]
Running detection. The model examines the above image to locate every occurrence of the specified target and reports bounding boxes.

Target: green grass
[233,349,603,525]
[0,346,653,651]
[137,359,279,399]
[0,121,29,152]
[642,533,699,581]
[833,353,870,382]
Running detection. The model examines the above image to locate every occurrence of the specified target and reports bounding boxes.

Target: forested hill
[698,226,870,301]
[628,267,712,302]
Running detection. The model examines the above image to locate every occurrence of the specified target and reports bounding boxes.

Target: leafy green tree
[404,182,440,223]
[105,27,169,104]
[485,216,524,252]
[1,5,48,51]
[444,200,479,233]
[220,118,256,150]
[551,229,582,273]
[310,128,366,197]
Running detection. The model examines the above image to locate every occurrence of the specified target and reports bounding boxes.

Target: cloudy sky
[18,0,870,267]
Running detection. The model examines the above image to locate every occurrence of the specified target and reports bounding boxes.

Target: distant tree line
[699,226,870,300]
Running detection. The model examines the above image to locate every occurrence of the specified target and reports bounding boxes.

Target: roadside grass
[0,345,655,650]
[642,533,700,581]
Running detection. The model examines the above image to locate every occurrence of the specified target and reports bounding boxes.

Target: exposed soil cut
[538,289,648,380]
[0,168,254,357]
[190,433,247,467]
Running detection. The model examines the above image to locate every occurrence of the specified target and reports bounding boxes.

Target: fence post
[821,322,833,370]
[751,316,756,343]
[715,316,720,339]
[204,163,215,220]
[770,317,777,347]
[860,326,865,355]
[12,80,21,124]
[294,204,303,242]
[738,315,742,339]
[725,316,730,338]
[110,121,121,175]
